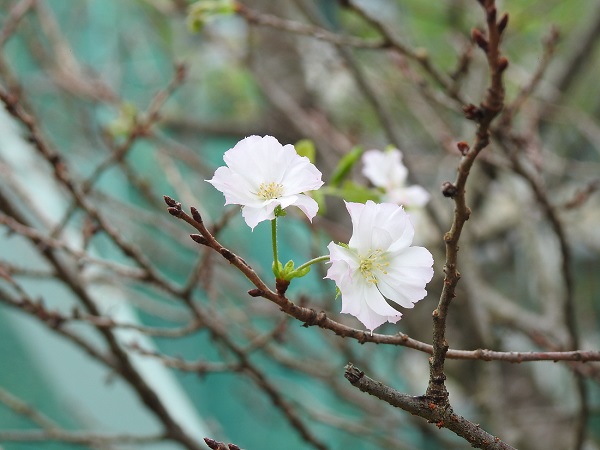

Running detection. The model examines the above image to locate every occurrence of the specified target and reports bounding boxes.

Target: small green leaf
[106,102,138,138]
[283,260,295,272]
[187,0,235,33]
[295,139,316,163]
[338,181,382,203]
[272,260,283,277]
[274,205,287,217]
[320,183,381,203]
[293,266,311,278]
[330,146,364,187]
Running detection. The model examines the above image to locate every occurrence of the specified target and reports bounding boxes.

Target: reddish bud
[163,195,178,207]
[462,103,481,121]
[167,207,181,217]
[190,234,208,245]
[248,289,264,297]
[190,207,202,223]
[441,182,458,198]
[497,57,509,72]
[203,438,219,450]
[456,141,470,155]
[497,12,509,34]
[471,28,488,52]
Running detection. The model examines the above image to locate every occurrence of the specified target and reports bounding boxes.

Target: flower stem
[271,218,280,277]
[294,255,330,274]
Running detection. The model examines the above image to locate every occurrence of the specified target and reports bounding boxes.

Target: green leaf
[274,205,287,217]
[329,146,364,187]
[187,0,235,33]
[334,286,341,300]
[320,182,381,203]
[295,139,316,163]
[293,266,311,278]
[283,260,295,273]
[272,260,283,277]
[106,102,138,138]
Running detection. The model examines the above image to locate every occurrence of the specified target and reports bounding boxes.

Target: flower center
[257,182,284,200]
[359,249,388,284]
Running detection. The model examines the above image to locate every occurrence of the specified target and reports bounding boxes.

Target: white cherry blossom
[362,149,430,207]
[326,201,434,331]
[207,135,324,229]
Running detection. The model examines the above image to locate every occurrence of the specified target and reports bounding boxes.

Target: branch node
[441,182,458,198]
[462,103,483,121]
[456,141,470,155]
[275,278,290,296]
[219,248,235,262]
[344,363,364,384]
[497,56,509,72]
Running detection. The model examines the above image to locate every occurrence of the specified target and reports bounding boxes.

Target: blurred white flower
[326,201,434,331]
[362,149,430,207]
[207,135,324,229]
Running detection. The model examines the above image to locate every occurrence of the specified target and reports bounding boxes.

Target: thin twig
[164,197,600,363]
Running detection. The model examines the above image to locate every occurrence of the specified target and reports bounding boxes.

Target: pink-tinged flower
[326,201,434,331]
[207,135,324,229]
[362,149,430,207]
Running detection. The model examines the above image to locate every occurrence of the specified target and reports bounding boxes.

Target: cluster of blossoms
[362,148,430,208]
[207,135,434,331]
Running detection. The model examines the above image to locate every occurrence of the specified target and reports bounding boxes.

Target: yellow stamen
[359,249,388,284]
[257,182,284,200]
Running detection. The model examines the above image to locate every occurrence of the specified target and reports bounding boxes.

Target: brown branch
[50,64,187,238]
[427,0,507,406]
[342,0,463,105]
[502,139,588,450]
[501,26,560,126]
[0,211,147,280]
[0,0,36,48]
[344,364,516,450]
[0,191,203,450]
[163,196,600,363]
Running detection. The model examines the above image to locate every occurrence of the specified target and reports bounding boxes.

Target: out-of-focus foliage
[1,1,600,450]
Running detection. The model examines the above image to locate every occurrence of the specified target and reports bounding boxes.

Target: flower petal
[340,280,401,331]
[290,194,320,222]
[377,247,434,308]
[384,185,430,208]
[327,200,433,331]
[362,149,408,189]
[207,135,324,228]
[241,204,277,230]
[207,168,260,206]
[325,242,359,286]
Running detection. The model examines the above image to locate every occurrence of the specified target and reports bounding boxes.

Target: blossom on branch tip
[362,149,430,208]
[207,135,324,229]
[325,201,434,331]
